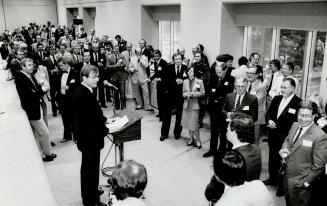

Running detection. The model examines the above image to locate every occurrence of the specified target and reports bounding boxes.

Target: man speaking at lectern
[72,64,109,206]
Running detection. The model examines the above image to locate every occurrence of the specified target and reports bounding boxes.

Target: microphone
[103,81,118,90]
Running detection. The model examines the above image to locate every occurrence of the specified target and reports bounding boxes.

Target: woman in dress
[181,67,205,149]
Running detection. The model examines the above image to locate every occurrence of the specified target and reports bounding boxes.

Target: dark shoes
[203,151,214,158]
[51,141,56,146]
[262,179,277,186]
[160,136,167,141]
[101,104,107,108]
[187,140,194,146]
[174,135,181,140]
[42,153,57,162]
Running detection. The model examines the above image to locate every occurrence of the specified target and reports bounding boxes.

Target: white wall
[0,0,57,32]
[57,0,141,48]
[180,0,222,64]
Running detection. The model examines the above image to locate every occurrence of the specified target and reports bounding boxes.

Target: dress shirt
[232,142,249,150]
[277,93,295,118]
[61,68,70,95]
[292,122,314,142]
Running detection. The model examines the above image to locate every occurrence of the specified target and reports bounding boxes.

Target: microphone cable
[101,134,116,177]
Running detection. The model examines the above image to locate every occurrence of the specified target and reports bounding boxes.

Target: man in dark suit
[160,53,187,141]
[0,37,10,60]
[203,62,234,157]
[72,64,108,206]
[264,78,302,191]
[205,113,261,204]
[249,52,264,82]
[90,43,107,108]
[57,57,80,143]
[15,58,56,162]
[106,44,127,110]
[33,43,48,66]
[70,44,83,72]
[280,100,327,206]
[44,46,60,116]
[222,78,258,152]
[150,50,168,121]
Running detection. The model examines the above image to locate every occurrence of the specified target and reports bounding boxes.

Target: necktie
[234,95,241,112]
[115,54,118,64]
[248,83,252,93]
[95,53,98,62]
[268,73,275,92]
[52,55,57,65]
[176,65,180,75]
[291,127,303,148]
[217,78,222,88]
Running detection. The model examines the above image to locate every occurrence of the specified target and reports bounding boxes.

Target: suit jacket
[182,78,205,110]
[33,51,49,66]
[72,84,109,152]
[58,69,80,99]
[70,53,83,71]
[129,55,149,84]
[248,79,267,125]
[223,92,258,122]
[235,144,262,181]
[162,64,188,99]
[282,122,327,189]
[121,50,134,70]
[149,58,168,82]
[208,73,235,108]
[0,44,10,60]
[266,95,302,138]
[107,52,127,81]
[90,51,106,80]
[14,71,43,120]
[44,55,60,77]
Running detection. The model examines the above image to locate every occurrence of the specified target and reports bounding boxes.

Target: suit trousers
[93,80,106,106]
[113,80,126,110]
[209,104,227,154]
[58,95,74,140]
[268,129,285,182]
[161,94,183,137]
[49,77,60,115]
[29,118,52,156]
[81,149,101,206]
[157,83,164,119]
[132,81,150,110]
[284,175,312,206]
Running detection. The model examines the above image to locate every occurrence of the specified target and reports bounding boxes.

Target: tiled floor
[44,100,286,206]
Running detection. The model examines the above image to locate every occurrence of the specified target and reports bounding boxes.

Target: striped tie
[234,95,241,112]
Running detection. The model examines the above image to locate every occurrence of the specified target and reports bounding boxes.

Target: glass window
[246,27,273,67]
[306,31,326,98]
[278,29,309,96]
[159,21,181,62]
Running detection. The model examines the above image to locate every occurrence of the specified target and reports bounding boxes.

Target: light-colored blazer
[248,79,267,125]
[121,50,134,69]
[282,122,327,189]
[182,78,205,110]
[129,55,149,84]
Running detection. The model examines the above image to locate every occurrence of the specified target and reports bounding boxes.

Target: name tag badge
[195,84,200,89]
[288,108,296,114]
[224,82,228,86]
[243,106,249,111]
[183,73,187,77]
[211,88,216,92]
[70,79,75,84]
[158,66,162,71]
[302,140,313,147]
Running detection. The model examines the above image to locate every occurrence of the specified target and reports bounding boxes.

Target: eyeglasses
[88,75,99,79]
[246,72,256,75]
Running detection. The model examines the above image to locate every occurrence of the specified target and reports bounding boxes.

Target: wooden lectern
[110,109,142,163]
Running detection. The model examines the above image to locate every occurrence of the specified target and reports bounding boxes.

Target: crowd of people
[1,21,327,206]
